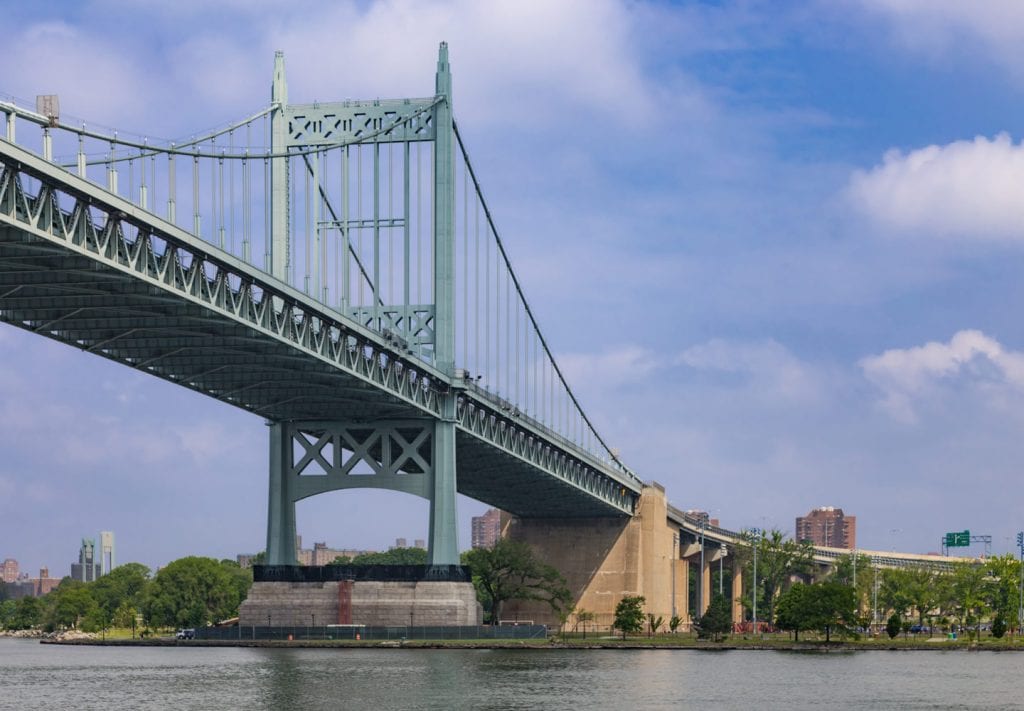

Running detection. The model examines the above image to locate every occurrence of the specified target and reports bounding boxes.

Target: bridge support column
[502,483,674,629]
[266,421,297,565]
[673,557,689,625]
[731,564,744,626]
[426,42,459,567]
[699,557,712,616]
[428,416,458,565]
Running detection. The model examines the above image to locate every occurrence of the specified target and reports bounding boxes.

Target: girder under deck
[0,139,640,519]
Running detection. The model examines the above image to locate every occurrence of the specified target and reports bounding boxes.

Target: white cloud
[860,329,1024,421]
[676,338,820,402]
[856,0,1024,73]
[559,346,658,389]
[847,133,1024,240]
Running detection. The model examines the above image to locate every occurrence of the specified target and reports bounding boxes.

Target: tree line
[0,558,251,633]
[0,541,574,632]
[701,529,1024,642]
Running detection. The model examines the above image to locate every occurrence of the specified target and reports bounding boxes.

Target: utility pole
[751,527,761,635]
[1017,531,1023,635]
[872,558,879,634]
[719,545,725,595]
[672,532,679,620]
[699,518,706,617]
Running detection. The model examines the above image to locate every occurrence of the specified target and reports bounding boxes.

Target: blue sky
[3,0,1024,574]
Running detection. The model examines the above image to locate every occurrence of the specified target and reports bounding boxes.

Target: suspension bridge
[0,44,967,626]
[0,43,641,569]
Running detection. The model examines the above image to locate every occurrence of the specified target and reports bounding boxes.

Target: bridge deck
[0,138,638,519]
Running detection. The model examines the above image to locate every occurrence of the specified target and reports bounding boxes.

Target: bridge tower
[264,43,460,567]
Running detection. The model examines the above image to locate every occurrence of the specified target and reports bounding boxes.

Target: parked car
[175,628,195,640]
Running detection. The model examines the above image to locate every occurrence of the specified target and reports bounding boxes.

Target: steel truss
[0,136,639,523]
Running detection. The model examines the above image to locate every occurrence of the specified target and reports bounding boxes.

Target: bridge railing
[1,71,636,482]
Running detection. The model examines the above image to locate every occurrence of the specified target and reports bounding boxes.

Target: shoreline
[33,637,1024,651]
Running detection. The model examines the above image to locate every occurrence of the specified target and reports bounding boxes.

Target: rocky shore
[1,629,97,642]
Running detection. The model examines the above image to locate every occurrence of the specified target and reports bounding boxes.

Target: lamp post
[872,558,879,634]
[719,545,726,595]
[751,527,761,635]
[889,528,902,553]
[672,532,679,620]
[1016,531,1023,635]
[699,517,706,617]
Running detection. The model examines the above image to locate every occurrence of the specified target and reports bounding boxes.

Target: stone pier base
[238,566,482,627]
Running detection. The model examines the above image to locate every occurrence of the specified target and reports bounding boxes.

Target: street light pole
[699,517,706,617]
[751,527,760,635]
[672,532,679,620]
[872,558,879,633]
[1016,531,1023,635]
[719,545,726,595]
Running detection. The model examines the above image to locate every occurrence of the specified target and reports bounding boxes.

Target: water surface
[1,638,1019,710]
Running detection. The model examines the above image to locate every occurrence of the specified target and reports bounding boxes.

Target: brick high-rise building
[1,558,18,584]
[796,507,856,549]
[471,508,502,549]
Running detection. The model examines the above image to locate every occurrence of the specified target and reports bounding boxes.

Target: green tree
[461,539,572,623]
[0,599,16,628]
[218,559,253,611]
[736,529,814,624]
[143,556,243,628]
[992,613,1007,639]
[90,563,150,619]
[951,563,990,640]
[814,581,857,642]
[668,614,682,634]
[775,583,816,641]
[647,613,664,637]
[984,555,1020,626]
[899,568,939,630]
[886,611,901,639]
[350,547,428,566]
[575,609,595,638]
[113,600,137,629]
[327,555,352,565]
[695,593,732,642]
[879,569,913,619]
[776,582,857,642]
[831,552,873,617]
[613,595,645,639]
[7,596,42,630]
[48,581,98,629]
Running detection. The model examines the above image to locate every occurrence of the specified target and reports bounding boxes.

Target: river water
[1,638,1021,710]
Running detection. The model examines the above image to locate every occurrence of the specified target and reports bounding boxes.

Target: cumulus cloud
[559,346,658,388]
[847,133,1024,240]
[857,0,1024,74]
[860,329,1024,421]
[676,338,820,402]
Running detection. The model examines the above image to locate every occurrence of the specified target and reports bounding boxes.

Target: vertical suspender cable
[462,159,468,367]
[373,142,380,315]
[229,130,235,255]
[474,195,480,379]
[168,147,176,224]
[342,145,350,309]
[192,153,200,238]
[388,142,394,307]
[403,141,411,320]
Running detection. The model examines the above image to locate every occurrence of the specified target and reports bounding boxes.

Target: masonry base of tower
[238,565,481,627]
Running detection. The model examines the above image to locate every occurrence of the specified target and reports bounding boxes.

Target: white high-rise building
[99,531,115,574]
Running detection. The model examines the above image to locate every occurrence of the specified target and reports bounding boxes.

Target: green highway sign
[944,530,970,547]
